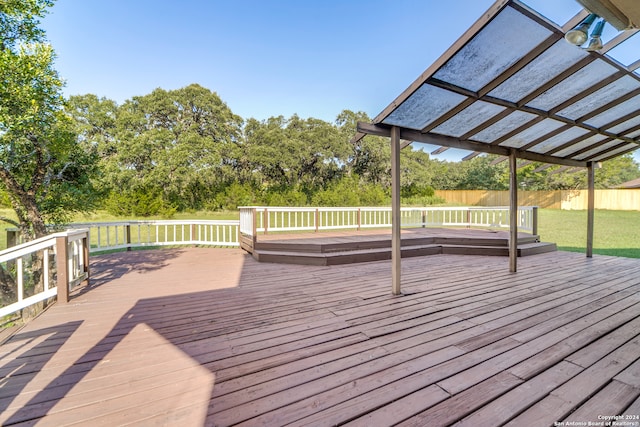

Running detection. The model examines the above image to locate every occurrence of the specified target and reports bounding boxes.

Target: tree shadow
[72,248,184,298]
[0,322,82,416]
[3,248,255,425]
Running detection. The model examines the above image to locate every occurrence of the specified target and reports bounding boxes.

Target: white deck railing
[0,229,90,318]
[65,220,239,253]
[239,206,538,240]
[1,207,537,317]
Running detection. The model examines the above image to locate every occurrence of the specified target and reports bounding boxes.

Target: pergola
[355,0,640,294]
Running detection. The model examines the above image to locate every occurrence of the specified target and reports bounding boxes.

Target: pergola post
[509,149,518,273]
[391,126,401,295]
[586,161,595,258]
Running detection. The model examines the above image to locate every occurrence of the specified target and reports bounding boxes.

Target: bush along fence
[2,206,537,319]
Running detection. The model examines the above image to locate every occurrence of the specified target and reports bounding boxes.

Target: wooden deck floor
[1,248,640,426]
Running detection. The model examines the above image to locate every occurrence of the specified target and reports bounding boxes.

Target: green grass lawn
[0,208,637,258]
[538,209,640,259]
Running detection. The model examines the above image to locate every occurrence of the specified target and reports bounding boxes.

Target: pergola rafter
[355,0,640,294]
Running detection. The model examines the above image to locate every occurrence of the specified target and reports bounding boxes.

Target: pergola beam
[357,122,588,168]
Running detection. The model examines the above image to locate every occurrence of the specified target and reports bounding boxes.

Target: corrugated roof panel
[470,110,538,143]
[525,60,619,111]
[590,143,638,161]
[488,40,588,103]
[584,93,640,128]
[381,84,466,130]
[432,7,553,92]
[553,134,610,157]
[574,139,626,159]
[499,118,566,148]
[529,127,592,153]
[556,75,640,120]
[431,101,506,138]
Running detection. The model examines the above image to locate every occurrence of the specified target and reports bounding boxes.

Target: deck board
[1,247,640,426]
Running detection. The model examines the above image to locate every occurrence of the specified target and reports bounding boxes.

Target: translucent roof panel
[529,127,592,154]
[607,116,640,136]
[591,143,638,161]
[431,101,506,138]
[556,76,640,121]
[432,7,552,92]
[381,84,466,130]
[488,40,588,103]
[525,59,620,111]
[470,110,537,143]
[574,139,626,160]
[553,134,609,157]
[365,1,640,167]
[584,94,640,129]
[499,119,566,148]
[606,32,640,68]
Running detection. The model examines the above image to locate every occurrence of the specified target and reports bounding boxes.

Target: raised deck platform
[250,228,557,265]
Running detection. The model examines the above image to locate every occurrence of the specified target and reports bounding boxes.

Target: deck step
[252,242,557,266]
[254,235,541,254]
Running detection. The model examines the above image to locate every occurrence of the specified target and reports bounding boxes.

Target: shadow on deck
[1,247,639,426]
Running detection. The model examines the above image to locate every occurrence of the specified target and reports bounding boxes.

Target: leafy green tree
[0,0,99,311]
[0,0,98,239]
[91,84,243,214]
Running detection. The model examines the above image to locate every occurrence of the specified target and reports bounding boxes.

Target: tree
[92,84,244,214]
[0,0,98,240]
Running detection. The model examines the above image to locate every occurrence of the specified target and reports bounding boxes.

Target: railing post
[82,233,90,286]
[56,234,69,304]
[532,206,538,236]
[357,208,361,231]
[6,229,18,248]
[251,208,257,246]
[126,224,132,251]
[6,229,18,270]
[422,210,426,228]
[263,208,269,235]
[466,208,471,229]
[315,208,319,232]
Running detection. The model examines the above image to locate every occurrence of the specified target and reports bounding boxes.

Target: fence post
[357,208,361,231]
[315,209,319,232]
[56,234,69,304]
[532,206,538,236]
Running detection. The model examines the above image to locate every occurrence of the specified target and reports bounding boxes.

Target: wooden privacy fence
[435,189,640,210]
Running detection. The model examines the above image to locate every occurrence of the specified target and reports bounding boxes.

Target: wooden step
[254,234,542,254]
[252,242,557,266]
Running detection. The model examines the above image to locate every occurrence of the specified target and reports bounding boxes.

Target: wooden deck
[251,228,557,265]
[1,248,640,426]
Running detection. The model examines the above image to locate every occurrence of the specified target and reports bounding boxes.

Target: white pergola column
[391,126,401,295]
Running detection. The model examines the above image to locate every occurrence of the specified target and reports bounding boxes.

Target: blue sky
[42,0,639,163]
